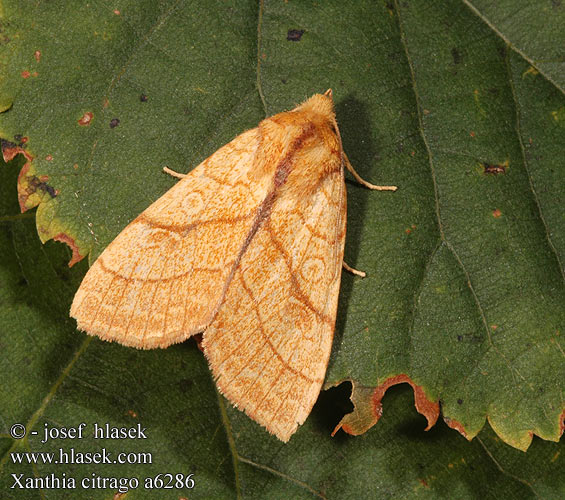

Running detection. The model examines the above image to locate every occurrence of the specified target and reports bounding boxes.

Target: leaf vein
[237,454,327,499]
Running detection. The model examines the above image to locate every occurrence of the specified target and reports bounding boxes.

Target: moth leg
[343,153,397,191]
[163,166,187,179]
[343,261,366,278]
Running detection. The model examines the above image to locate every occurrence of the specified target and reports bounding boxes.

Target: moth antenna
[163,166,187,179]
[343,261,366,278]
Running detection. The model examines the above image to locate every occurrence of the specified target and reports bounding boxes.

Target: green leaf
[463,0,565,94]
[1,0,564,497]
[326,0,565,451]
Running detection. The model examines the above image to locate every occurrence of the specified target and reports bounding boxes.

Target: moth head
[297,90,336,123]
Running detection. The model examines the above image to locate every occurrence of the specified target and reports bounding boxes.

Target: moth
[71,90,396,441]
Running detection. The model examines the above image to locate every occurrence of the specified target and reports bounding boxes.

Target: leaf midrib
[462,0,565,97]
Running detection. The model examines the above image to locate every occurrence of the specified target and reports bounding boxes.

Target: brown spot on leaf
[140,94,148,102]
[127,409,138,418]
[109,118,120,128]
[332,375,439,437]
[21,70,31,78]
[287,29,305,41]
[419,479,430,488]
[113,9,120,15]
[53,233,84,267]
[492,208,502,218]
[34,50,41,62]
[17,163,58,211]
[45,154,53,161]
[2,139,30,162]
[482,162,507,175]
[470,131,475,137]
[35,176,56,197]
[78,112,93,126]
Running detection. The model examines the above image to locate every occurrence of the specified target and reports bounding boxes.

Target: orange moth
[70,90,396,441]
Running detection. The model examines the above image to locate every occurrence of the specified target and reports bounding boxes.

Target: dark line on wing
[137,211,253,234]
[97,258,227,283]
